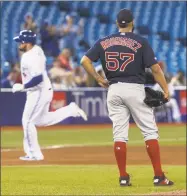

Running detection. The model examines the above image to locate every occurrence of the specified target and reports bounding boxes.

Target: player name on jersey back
[85,32,158,85]
[100,36,142,53]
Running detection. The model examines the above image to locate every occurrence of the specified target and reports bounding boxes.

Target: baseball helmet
[13,30,36,44]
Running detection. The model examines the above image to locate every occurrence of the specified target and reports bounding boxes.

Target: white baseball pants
[22,88,78,159]
[107,83,159,142]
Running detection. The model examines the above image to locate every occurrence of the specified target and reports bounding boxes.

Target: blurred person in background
[73,66,87,87]
[1,61,11,79]
[1,65,21,88]
[58,14,84,56]
[158,61,167,75]
[48,59,75,89]
[170,70,186,86]
[145,61,168,85]
[40,21,60,57]
[49,75,66,90]
[22,13,37,33]
[153,76,181,123]
[58,48,73,70]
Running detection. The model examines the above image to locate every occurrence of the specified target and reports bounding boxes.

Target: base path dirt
[1,145,185,166]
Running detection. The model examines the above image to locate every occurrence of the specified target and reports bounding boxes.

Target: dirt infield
[1,145,186,166]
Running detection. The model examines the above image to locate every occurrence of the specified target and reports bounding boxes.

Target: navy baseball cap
[13,30,36,44]
[117,9,133,27]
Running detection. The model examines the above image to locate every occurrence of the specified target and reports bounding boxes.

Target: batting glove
[12,83,24,93]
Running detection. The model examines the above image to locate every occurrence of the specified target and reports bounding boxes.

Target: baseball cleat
[70,102,88,121]
[153,174,174,186]
[19,156,44,161]
[119,175,132,186]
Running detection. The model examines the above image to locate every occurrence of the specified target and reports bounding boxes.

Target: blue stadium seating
[1,1,186,76]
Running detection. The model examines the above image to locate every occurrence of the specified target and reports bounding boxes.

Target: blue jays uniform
[13,30,87,161]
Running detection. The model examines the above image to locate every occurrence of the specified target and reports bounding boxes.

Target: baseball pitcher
[13,30,87,161]
[81,9,173,186]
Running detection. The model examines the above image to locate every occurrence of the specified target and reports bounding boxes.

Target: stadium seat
[1,1,186,78]
[158,32,171,41]
[58,1,71,12]
[137,26,151,35]
[97,14,110,24]
[77,7,90,18]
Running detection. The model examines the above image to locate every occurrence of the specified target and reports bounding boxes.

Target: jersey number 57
[105,52,134,72]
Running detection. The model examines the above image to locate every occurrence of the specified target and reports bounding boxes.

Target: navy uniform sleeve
[142,39,158,68]
[85,40,101,62]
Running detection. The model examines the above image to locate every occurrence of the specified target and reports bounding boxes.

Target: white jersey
[20,45,52,91]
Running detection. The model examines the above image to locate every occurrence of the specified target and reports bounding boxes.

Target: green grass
[1,125,186,148]
[2,165,186,195]
[2,125,186,195]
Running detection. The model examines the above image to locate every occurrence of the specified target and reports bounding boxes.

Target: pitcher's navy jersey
[85,32,157,84]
